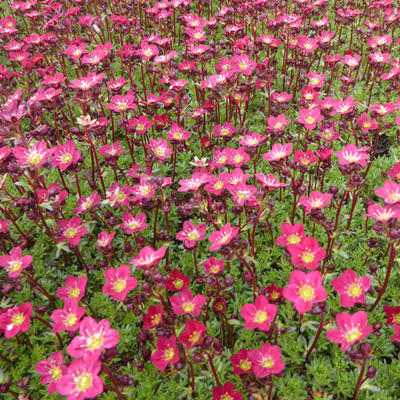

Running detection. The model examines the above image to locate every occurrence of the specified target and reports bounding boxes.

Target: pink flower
[267,113,291,131]
[151,335,180,370]
[375,180,400,204]
[51,301,86,333]
[143,305,164,330]
[73,192,101,215]
[203,257,224,275]
[208,222,240,251]
[176,221,207,249]
[103,265,138,301]
[167,123,190,141]
[256,173,289,190]
[356,113,378,132]
[56,276,87,303]
[248,343,285,378]
[13,141,53,168]
[262,143,293,162]
[231,349,253,375]
[165,269,191,291]
[130,177,155,202]
[67,317,120,361]
[147,138,173,160]
[212,382,243,400]
[51,140,81,171]
[179,319,207,349]
[129,115,153,134]
[213,122,237,138]
[287,237,326,270]
[119,212,148,234]
[69,72,105,91]
[97,231,115,250]
[0,302,32,338]
[98,141,125,157]
[239,132,266,147]
[129,246,166,269]
[283,270,327,314]
[276,223,306,247]
[35,351,67,394]
[241,295,278,331]
[297,108,324,130]
[299,191,332,212]
[0,246,32,278]
[332,270,371,307]
[178,171,209,192]
[334,144,369,168]
[326,311,373,351]
[383,306,400,325]
[58,217,87,246]
[232,54,256,75]
[229,183,257,206]
[57,359,103,400]
[170,289,206,317]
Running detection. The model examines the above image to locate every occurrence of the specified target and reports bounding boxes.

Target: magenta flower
[248,343,285,378]
[129,246,166,269]
[167,123,190,141]
[73,192,101,215]
[35,351,67,394]
[203,257,224,275]
[326,311,373,351]
[276,223,305,247]
[334,144,369,167]
[165,269,191,291]
[119,212,148,234]
[267,113,291,131]
[97,231,115,250]
[151,335,180,371]
[299,191,332,212]
[212,382,243,400]
[208,222,240,251]
[0,246,32,278]
[143,305,164,330]
[256,173,289,190]
[283,270,327,314]
[51,301,86,333]
[67,317,120,362]
[58,216,87,246]
[293,150,318,168]
[0,302,32,338]
[69,72,105,91]
[13,141,53,168]
[56,276,87,303]
[178,171,209,192]
[179,319,207,349]
[147,138,173,160]
[241,295,278,332]
[262,143,293,162]
[51,140,81,171]
[102,265,138,301]
[391,325,400,342]
[383,306,400,326]
[176,221,207,249]
[57,359,103,400]
[287,237,326,270]
[170,289,206,317]
[332,270,371,307]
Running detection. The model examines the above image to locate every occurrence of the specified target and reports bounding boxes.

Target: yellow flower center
[28,152,42,165]
[87,334,104,350]
[348,284,362,298]
[261,357,274,369]
[65,313,77,327]
[254,310,268,324]
[51,366,62,381]
[299,285,315,301]
[65,228,77,238]
[173,279,183,289]
[393,313,400,324]
[287,234,301,244]
[164,346,175,361]
[189,331,201,343]
[188,231,199,240]
[11,313,25,326]
[182,302,195,313]
[221,395,234,400]
[301,251,315,264]
[75,373,93,392]
[9,260,22,272]
[69,288,80,298]
[151,314,161,325]
[239,359,252,371]
[305,117,315,125]
[113,279,126,292]
[345,328,362,343]
[62,153,72,164]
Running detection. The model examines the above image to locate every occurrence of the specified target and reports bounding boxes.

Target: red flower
[0,302,32,338]
[165,269,191,291]
[383,306,400,325]
[208,222,239,251]
[231,349,253,375]
[391,324,400,342]
[179,319,206,349]
[326,311,372,351]
[283,270,327,314]
[151,335,180,371]
[212,382,242,400]
[170,289,206,317]
[241,295,278,331]
[143,305,164,330]
[0,246,32,278]
[332,270,371,307]
[102,265,138,301]
[248,343,285,378]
